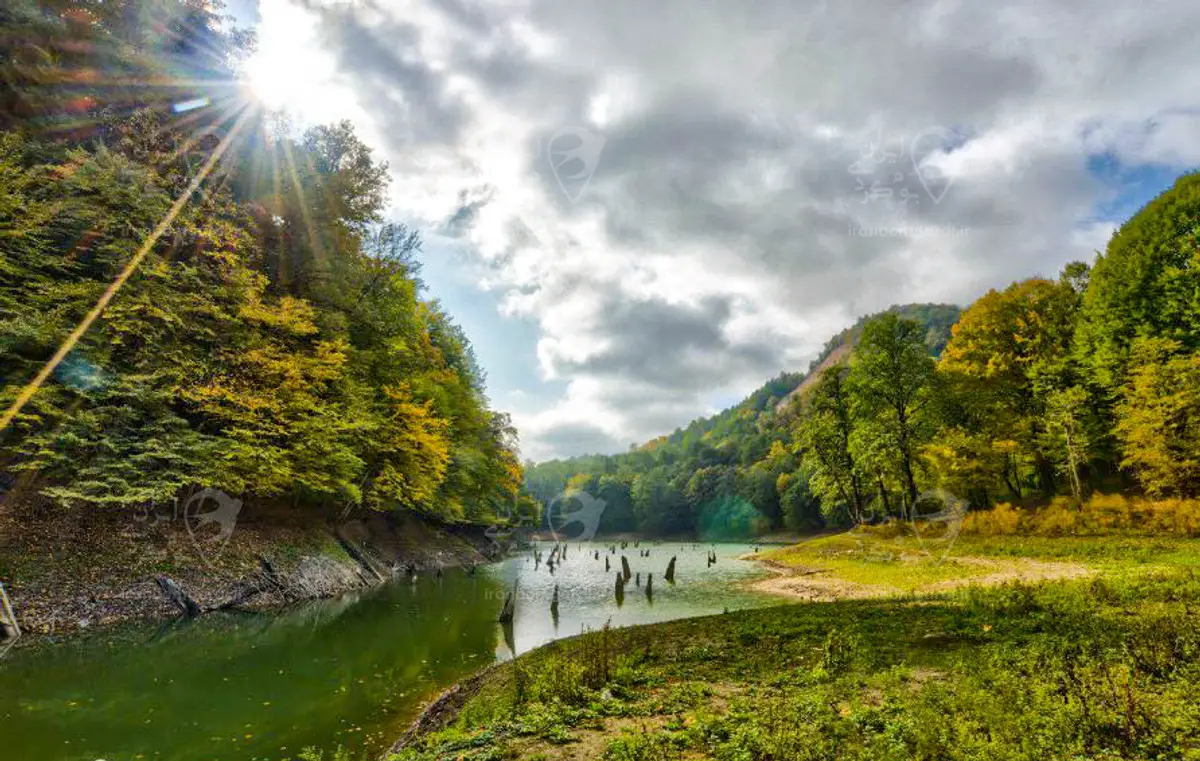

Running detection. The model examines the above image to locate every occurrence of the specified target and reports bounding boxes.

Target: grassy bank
[383,531,1200,761]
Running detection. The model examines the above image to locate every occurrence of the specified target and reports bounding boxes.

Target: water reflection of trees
[0,570,505,761]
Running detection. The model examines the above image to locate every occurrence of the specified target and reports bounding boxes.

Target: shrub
[961,502,1022,535]
[528,653,588,705]
[961,494,1200,538]
[818,627,860,677]
[603,732,679,761]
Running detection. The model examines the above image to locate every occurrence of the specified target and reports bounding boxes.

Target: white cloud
[250,0,1200,460]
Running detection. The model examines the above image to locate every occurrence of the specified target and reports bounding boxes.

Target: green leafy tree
[848,314,936,511]
[798,367,867,523]
[1076,172,1200,393]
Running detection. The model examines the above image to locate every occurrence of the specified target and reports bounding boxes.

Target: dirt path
[749,554,1095,602]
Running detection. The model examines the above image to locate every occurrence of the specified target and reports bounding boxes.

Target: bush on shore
[962,494,1200,538]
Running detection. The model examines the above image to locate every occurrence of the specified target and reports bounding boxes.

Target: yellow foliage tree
[1116,339,1200,497]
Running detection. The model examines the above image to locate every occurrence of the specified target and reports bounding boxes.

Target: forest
[0,0,524,523]
[527,174,1200,536]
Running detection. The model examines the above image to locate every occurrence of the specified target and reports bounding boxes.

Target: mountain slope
[524,303,960,536]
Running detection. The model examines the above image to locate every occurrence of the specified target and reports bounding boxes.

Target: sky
[234,0,1200,463]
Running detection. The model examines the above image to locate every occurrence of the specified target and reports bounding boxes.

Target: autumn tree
[937,276,1083,497]
[1115,338,1200,497]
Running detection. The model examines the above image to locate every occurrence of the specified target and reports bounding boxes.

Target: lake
[0,541,781,761]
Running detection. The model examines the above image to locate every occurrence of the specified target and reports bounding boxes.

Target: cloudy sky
[237,0,1200,462]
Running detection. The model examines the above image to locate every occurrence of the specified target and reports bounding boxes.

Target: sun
[243,49,311,112]
[242,0,347,120]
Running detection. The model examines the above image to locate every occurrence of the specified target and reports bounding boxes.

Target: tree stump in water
[665,556,677,583]
[498,580,518,623]
[621,555,631,581]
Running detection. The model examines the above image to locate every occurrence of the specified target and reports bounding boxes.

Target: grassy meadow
[364,499,1200,761]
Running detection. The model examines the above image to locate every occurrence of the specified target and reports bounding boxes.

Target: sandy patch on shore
[749,555,1095,602]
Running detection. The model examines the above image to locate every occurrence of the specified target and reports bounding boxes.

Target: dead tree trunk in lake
[155,576,202,618]
[335,533,386,584]
[621,555,631,581]
[0,582,20,640]
[498,580,518,623]
[665,556,677,583]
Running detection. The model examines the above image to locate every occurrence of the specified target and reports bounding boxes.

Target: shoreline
[385,537,1102,755]
[0,500,503,643]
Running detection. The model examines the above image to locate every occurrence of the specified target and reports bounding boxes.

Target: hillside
[524,303,960,536]
[0,0,525,632]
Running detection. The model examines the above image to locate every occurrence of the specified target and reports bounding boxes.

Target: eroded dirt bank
[0,493,502,638]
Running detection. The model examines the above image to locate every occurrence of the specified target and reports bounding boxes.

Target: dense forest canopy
[0,0,527,523]
[529,173,1200,536]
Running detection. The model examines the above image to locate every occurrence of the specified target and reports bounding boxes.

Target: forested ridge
[0,0,524,523]
[528,173,1200,536]
[525,304,961,536]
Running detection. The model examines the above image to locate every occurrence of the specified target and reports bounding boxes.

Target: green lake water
[0,542,780,761]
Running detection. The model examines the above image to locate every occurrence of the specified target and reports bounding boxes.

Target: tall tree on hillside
[0,2,525,521]
[848,314,935,511]
[798,367,867,523]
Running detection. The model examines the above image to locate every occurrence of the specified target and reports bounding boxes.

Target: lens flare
[0,104,259,434]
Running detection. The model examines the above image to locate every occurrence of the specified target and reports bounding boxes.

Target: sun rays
[0,99,261,432]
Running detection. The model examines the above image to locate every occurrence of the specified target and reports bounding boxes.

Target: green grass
[761,533,998,591]
[391,568,1200,761]
[757,530,1200,595]
[956,533,1200,570]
